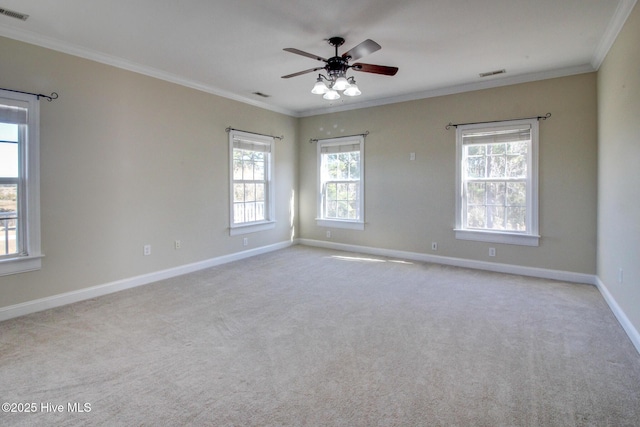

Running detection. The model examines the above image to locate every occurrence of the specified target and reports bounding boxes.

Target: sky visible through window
[0,123,18,177]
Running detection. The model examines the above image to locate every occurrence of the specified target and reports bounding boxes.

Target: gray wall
[298,74,598,274]
[0,37,298,308]
[597,2,640,338]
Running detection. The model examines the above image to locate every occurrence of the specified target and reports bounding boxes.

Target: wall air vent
[479,69,506,78]
[0,7,29,21]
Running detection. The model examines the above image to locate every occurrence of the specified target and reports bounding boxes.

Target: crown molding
[0,26,297,117]
[591,0,638,69]
[295,64,596,117]
[2,0,635,119]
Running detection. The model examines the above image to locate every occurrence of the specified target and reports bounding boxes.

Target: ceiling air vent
[0,7,29,21]
[479,69,506,78]
[252,92,271,98]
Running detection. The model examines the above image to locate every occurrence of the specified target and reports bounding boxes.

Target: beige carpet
[1,245,639,426]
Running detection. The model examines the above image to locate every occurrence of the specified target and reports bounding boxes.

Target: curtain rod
[309,130,369,143]
[226,127,284,141]
[445,113,551,130]
[0,87,59,102]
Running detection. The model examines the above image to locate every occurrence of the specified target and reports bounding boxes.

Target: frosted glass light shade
[343,83,361,96]
[323,89,340,100]
[311,80,329,94]
[333,76,350,91]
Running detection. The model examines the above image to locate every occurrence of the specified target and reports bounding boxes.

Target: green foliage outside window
[465,141,528,231]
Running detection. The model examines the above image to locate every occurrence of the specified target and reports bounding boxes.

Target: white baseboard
[299,239,640,355]
[298,239,596,285]
[5,238,638,357]
[0,240,295,322]
[595,277,640,354]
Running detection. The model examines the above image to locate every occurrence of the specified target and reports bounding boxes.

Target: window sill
[454,229,539,246]
[316,219,365,231]
[229,221,275,236]
[0,254,44,277]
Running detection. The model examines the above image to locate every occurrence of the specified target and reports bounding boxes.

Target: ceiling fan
[282,37,398,100]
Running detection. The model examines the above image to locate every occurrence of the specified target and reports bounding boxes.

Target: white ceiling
[0,0,635,117]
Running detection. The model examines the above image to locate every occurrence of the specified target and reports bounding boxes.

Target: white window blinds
[0,104,28,125]
[462,125,532,145]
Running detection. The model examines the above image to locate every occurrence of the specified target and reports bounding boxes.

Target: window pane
[467,145,485,156]
[233,158,243,180]
[231,141,272,226]
[350,153,360,178]
[507,154,526,178]
[506,207,526,231]
[243,153,254,180]
[348,183,358,201]
[457,121,537,239]
[337,183,347,200]
[0,118,18,257]
[466,156,486,178]
[487,182,505,206]
[234,203,245,224]
[508,141,528,155]
[0,184,18,256]
[0,140,18,178]
[255,183,265,202]
[326,154,338,179]
[245,202,256,222]
[337,200,348,218]
[467,206,485,228]
[507,182,526,206]
[326,182,337,201]
[255,202,265,221]
[348,201,357,219]
[0,123,19,142]
[319,139,362,223]
[326,200,337,218]
[233,184,245,202]
[338,153,350,179]
[487,152,506,177]
[487,205,505,230]
[254,159,265,180]
[488,143,506,155]
[245,184,256,202]
[467,182,485,205]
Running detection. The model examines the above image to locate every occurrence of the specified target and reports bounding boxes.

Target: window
[317,135,364,230]
[229,130,275,235]
[455,119,539,246]
[0,90,42,276]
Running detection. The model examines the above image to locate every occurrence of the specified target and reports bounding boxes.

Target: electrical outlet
[326,230,331,239]
[489,247,496,257]
[243,237,248,246]
[143,244,151,256]
[410,152,416,161]
[618,268,624,284]
[431,242,438,251]
[174,240,181,250]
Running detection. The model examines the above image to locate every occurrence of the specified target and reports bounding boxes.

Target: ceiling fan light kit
[311,77,330,94]
[282,36,398,101]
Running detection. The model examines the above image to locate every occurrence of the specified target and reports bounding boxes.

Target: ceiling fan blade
[283,48,327,62]
[352,63,399,76]
[342,39,381,61]
[281,67,325,79]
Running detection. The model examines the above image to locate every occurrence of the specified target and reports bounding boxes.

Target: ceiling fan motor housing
[327,56,349,77]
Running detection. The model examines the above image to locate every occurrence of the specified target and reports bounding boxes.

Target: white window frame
[229,130,275,236]
[316,135,365,230]
[455,119,539,246]
[0,90,42,276]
